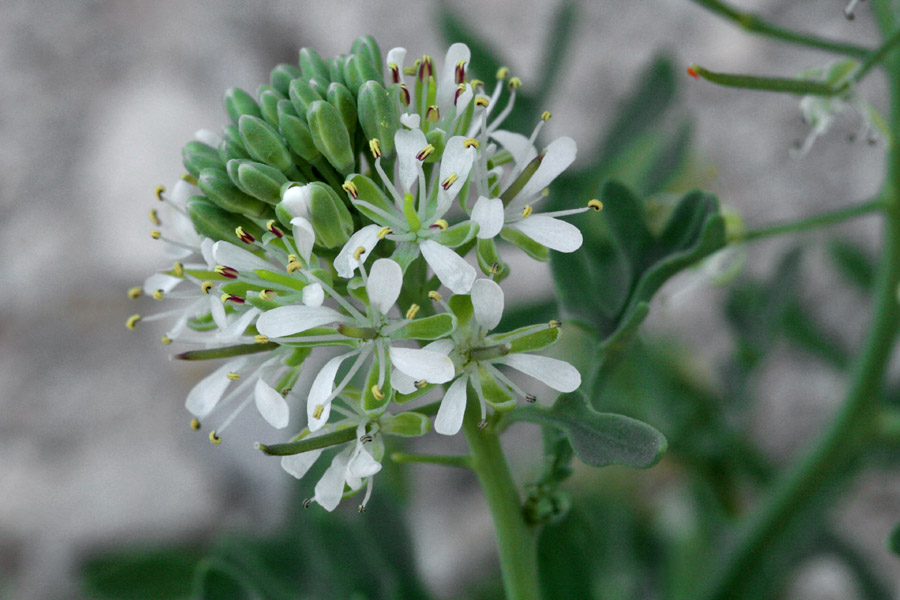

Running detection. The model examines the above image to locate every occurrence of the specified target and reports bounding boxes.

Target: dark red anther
[222,294,246,304]
[399,84,410,107]
[216,266,239,279]
[455,61,466,85]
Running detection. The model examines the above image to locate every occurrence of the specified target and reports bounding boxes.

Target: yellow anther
[126,314,141,330]
[342,181,359,198]
[508,77,522,89]
[259,289,274,301]
[254,334,269,344]
[190,418,201,430]
[549,319,562,329]
[127,287,142,300]
[152,289,165,300]
[433,219,449,230]
[220,293,231,304]
[388,61,399,72]
[161,335,172,345]
[496,66,510,80]
[227,371,241,381]
[266,219,278,233]
[425,105,440,122]
[474,96,490,108]
[417,144,436,161]
[313,404,324,420]
[403,66,417,76]
[173,261,184,277]
[154,185,165,201]
[541,111,552,121]
[371,385,385,401]
[209,430,221,445]
[428,290,442,302]
[369,138,382,159]
[353,246,366,260]
[201,281,214,294]
[377,226,393,240]
[463,138,480,150]
[588,199,604,212]
[406,303,420,320]
[286,260,302,274]
[542,188,550,196]
[150,230,161,240]
[441,173,458,190]
[180,174,197,186]
[490,262,501,275]
[149,209,161,225]
[287,254,298,262]
[521,205,533,218]
[414,380,428,390]
[470,79,484,88]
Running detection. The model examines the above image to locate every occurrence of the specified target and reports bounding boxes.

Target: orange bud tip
[687,66,700,80]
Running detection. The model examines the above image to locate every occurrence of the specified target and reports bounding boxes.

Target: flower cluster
[128,37,597,511]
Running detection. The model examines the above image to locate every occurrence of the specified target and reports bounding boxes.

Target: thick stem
[462,395,541,600]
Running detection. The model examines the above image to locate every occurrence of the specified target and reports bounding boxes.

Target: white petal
[212,241,272,273]
[281,448,323,479]
[499,353,582,392]
[347,443,382,479]
[511,216,583,253]
[185,359,245,418]
[254,378,290,429]
[302,282,324,307]
[471,279,504,331]
[395,128,428,193]
[216,307,260,341]
[490,130,538,174]
[425,338,454,355]
[194,128,222,147]
[515,136,577,202]
[389,346,455,383]
[200,238,216,268]
[419,239,476,294]
[438,136,475,204]
[437,43,470,112]
[208,294,228,329]
[291,216,315,263]
[281,184,311,219]
[334,224,382,278]
[367,258,402,315]
[386,47,407,73]
[399,113,421,129]
[391,368,417,394]
[435,376,468,435]
[455,83,473,113]
[256,305,346,337]
[307,351,355,431]
[170,179,197,208]
[143,273,183,295]
[471,196,504,239]
[314,448,352,511]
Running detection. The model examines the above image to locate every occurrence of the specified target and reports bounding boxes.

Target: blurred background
[1,0,898,598]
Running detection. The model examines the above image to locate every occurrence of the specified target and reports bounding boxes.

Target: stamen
[428,290,442,302]
[254,335,269,344]
[209,430,221,445]
[431,219,448,230]
[286,258,302,273]
[414,380,428,389]
[152,289,165,300]
[521,205,533,218]
[470,79,484,89]
[548,319,562,328]
[181,174,197,186]
[441,173,458,190]
[463,138,480,150]
[360,434,374,443]
[235,226,255,244]
[155,185,165,201]
[126,314,141,330]
[418,55,433,80]
[377,226,393,239]
[426,105,440,123]
[150,230,161,240]
[190,418,201,430]
[588,199,604,211]
[266,220,283,238]
[353,246,366,260]
[220,293,245,304]
[342,181,359,198]
[313,404,324,419]
[173,261,184,276]
[455,83,466,104]
[416,144,436,161]
[405,303,420,319]
[215,265,239,279]
[161,335,172,345]
[371,384,384,401]
[455,59,467,84]
[127,287,142,299]
[369,138,382,159]
[541,111,552,122]
[149,209,161,225]
[478,419,489,430]
[496,66,509,80]
[302,498,313,508]
[508,77,522,90]
[474,96,490,108]
[845,0,863,19]
[388,61,400,84]
[201,281,214,294]
[525,394,537,403]
[358,504,366,513]
[258,289,273,301]
[403,66,416,76]
[227,371,241,381]
[398,83,411,106]
[490,262,501,276]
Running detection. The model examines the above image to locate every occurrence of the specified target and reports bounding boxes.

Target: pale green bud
[342,53,380,96]
[226,159,288,205]
[357,81,398,158]
[223,87,262,126]
[289,78,324,117]
[269,63,302,97]
[298,47,331,85]
[198,167,269,217]
[182,140,224,178]
[350,35,383,78]
[218,138,250,163]
[277,100,320,162]
[327,82,358,137]
[306,100,355,175]
[187,196,265,245]
[425,129,446,163]
[305,182,355,248]
[238,114,293,172]
[257,85,286,128]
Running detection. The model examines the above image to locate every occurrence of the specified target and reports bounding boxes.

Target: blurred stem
[689,0,871,58]
[854,26,900,82]
[463,393,540,600]
[731,198,883,243]
[698,26,900,600]
[390,452,471,469]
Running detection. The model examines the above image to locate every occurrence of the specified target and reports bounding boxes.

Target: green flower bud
[393,313,455,341]
[342,53,380,96]
[289,78,324,117]
[434,221,477,248]
[238,114,293,172]
[381,412,431,437]
[357,81,398,158]
[327,82,358,137]
[223,87,262,126]
[182,141,225,178]
[226,159,288,205]
[298,47,331,85]
[425,129,446,163]
[198,168,269,217]
[328,54,347,86]
[305,182,355,248]
[218,138,250,163]
[277,100,321,162]
[257,85,286,128]
[274,200,294,231]
[221,124,242,146]
[187,196,265,245]
[269,63,302,97]
[350,35,383,78]
[476,238,509,281]
[306,100,355,175]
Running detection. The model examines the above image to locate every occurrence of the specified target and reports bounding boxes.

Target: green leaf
[80,547,201,600]
[193,558,258,600]
[889,522,900,556]
[828,238,876,292]
[508,391,667,468]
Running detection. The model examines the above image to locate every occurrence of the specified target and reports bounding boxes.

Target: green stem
[698,39,900,600]
[690,64,844,96]
[690,0,871,58]
[854,26,900,82]
[730,199,883,243]
[462,394,540,600]
[390,452,472,469]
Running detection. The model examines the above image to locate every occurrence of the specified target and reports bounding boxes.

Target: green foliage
[81,547,202,600]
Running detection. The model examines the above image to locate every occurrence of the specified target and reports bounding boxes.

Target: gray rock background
[1,0,898,598]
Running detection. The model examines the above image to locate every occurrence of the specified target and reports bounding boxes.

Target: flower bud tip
[687,66,700,80]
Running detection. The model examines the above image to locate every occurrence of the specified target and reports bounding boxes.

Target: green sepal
[289,78,324,116]
[245,292,281,311]
[277,100,321,162]
[476,365,516,412]
[187,312,219,332]
[182,141,225,179]
[258,423,358,456]
[220,280,267,297]
[223,87,262,125]
[342,53,381,96]
[345,174,395,222]
[307,182,355,248]
[327,82,358,137]
[476,238,509,281]
[284,346,311,367]
[226,159,288,205]
[186,197,265,246]
[424,129,446,163]
[221,124,242,146]
[274,201,294,231]
[269,62,302,96]
[218,138,250,163]
[351,35,383,77]
[501,152,544,204]
[391,242,421,273]
[493,325,560,354]
[175,342,279,361]
[435,221,477,248]
[394,313,455,341]
[282,327,357,348]
[357,81,399,158]
[381,412,431,437]
[238,115,294,172]
[825,58,859,87]
[448,294,474,328]
[307,100,355,175]
[257,86,286,128]
[197,168,269,218]
[501,226,549,261]
[347,276,368,305]
[298,47,331,85]
[362,354,392,416]
[328,54,347,86]
[395,384,433,405]
[254,268,309,291]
